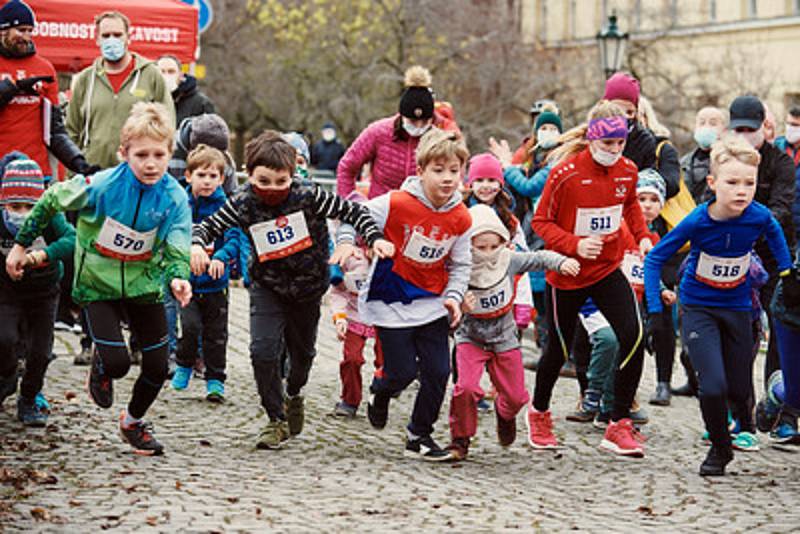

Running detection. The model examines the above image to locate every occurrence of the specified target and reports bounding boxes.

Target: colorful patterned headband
[586,116,628,140]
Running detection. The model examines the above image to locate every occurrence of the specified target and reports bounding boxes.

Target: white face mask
[402,120,431,138]
[163,74,179,93]
[786,125,800,145]
[589,144,622,167]
[537,129,560,149]
[737,129,765,149]
[321,128,336,142]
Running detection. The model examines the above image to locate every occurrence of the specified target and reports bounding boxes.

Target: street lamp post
[596,12,629,78]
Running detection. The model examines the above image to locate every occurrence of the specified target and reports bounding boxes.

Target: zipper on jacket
[75,248,87,295]
[121,190,145,299]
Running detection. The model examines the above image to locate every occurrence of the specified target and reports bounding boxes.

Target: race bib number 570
[95,217,157,261]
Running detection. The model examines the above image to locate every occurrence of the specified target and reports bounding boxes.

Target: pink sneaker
[526,406,559,449]
[600,418,645,457]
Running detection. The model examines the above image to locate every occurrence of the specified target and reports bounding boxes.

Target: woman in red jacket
[527,100,653,457]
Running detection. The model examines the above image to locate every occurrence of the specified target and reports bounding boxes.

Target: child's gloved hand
[371,239,395,259]
[208,259,226,280]
[5,243,27,281]
[190,244,210,276]
[661,289,677,305]
[335,318,348,341]
[170,278,193,307]
[559,258,581,276]
[329,242,356,266]
[444,298,462,328]
[782,268,800,307]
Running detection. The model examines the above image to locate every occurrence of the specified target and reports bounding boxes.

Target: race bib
[621,251,645,288]
[343,270,368,294]
[249,211,312,262]
[574,205,623,236]
[470,278,514,318]
[695,251,750,289]
[402,231,454,265]
[95,217,156,261]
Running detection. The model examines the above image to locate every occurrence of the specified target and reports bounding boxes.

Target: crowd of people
[0,1,798,478]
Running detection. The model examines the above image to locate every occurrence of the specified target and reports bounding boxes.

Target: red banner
[27,0,198,72]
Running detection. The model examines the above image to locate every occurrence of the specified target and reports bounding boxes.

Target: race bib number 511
[249,211,312,262]
[574,205,623,237]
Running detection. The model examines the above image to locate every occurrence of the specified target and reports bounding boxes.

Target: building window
[570,0,577,38]
[795,0,800,15]
[669,0,678,25]
[538,0,547,42]
[633,0,642,29]
[748,0,757,17]
[709,0,717,21]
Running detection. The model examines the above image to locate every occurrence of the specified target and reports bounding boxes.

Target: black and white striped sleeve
[312,187,383,246]
[192,197,241,247]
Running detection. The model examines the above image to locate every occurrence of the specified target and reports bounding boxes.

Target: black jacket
[172,75,215,126]
[756,142,797,272]
[623,121,656,172]
[680,147,712,204]
[311,139,345,172]
[654,136,680,200]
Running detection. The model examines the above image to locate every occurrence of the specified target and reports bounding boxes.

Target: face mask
[402,120,431,138]
[737,129,764,149]
[786,125,800,145]
[537,129,560,149]
[321,128,336,142]
[253,185,290,206]
[693,127,718,150]
[589,144,622,167]
[2,209,26,235]
[163,74,179,93]
[100,37,126,62]
[472,245,504,265]
[296,166,309,180]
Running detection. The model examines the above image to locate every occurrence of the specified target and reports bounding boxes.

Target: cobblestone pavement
[1,287,799,532]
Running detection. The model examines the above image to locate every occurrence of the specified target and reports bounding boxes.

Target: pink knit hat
[603,72,640,106]
[467,153,503,186]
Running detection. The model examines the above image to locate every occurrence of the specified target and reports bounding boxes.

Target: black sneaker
[119,412,164,456]
[404,435,453,462]
[87,350,113,409]
[699,444,733,476]
[17,396,47,427]
[671,382,697,397]
[367,392,390,429]
[0,371,18,405]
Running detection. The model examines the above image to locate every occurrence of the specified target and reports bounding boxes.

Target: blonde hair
[637,96,670,138]
[415,128,469,169]
[710,133,761,175]
[95,11,130,33]
[547,100,625,166]
[120,102,174,152]
[186,144,226,175]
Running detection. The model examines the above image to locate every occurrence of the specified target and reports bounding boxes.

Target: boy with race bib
[447,204,578,460]
[528,101,653,457]
[8,103,193,456]
[0,158,75,426]
[190,131,392,450]
[644,134,793,476]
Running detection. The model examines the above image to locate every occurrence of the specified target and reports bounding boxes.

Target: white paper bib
[470,277,514,318]
[574,205,623,236]
[95,217,156,261]
[402,231,453,265]
[343,270,369,294]
[249,211,312,262]
[621,251,645,288]
[695,251,750,289]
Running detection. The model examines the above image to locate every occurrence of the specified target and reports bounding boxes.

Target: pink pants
[449,343,530,439]
[340,329,384,407]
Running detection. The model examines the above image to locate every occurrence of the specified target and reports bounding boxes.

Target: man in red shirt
[0,0,97,180]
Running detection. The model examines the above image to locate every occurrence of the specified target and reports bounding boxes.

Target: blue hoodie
[187,185,241,293]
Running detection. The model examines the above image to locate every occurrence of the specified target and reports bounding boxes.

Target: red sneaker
[526,406,559,449]
[600,418,645,457]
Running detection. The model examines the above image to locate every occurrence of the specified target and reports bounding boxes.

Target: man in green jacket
[66,10,174,170]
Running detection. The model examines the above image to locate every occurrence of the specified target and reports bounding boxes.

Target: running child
[7,102,193,455]
[190,131,392,450]
[644,133,793,475]
[448,204,579,460]
[529,100,653,457]
[0,157,75,426]
[171,144,243,402]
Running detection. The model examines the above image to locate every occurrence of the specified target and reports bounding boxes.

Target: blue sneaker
[17,396,47,427]
[205,379,224,402]
[34,392,50,413]
[770,409,800,445]
[171,365,192,391]
[732,431,760,452]
[477,398,492,414]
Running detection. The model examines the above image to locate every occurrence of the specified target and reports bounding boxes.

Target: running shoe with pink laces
[600,418,645,457]
[526,406,559,449]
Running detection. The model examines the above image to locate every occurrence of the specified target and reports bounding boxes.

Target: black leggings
[85,300,168,419]
[533,269,644,421]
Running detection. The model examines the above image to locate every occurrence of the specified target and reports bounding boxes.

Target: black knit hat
[0,1,35,30]
[399,86,434,120]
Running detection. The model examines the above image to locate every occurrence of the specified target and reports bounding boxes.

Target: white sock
[122,410,141,428]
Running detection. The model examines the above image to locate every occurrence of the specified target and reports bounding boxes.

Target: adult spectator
[336,65,453,199]
[728,95,797,398]
[681,106,727,204]
[157,54,214,126]
[511,100,560,165]
[66,10,174,169]
[0,0,96,180]
[168,113,237,194]
[311,122,345,172]
[774,105,800,245]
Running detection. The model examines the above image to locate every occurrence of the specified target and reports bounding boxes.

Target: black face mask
[627,117,638,133]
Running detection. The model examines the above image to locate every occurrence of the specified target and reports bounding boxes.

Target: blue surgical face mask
[100,37,126,62]
[3,209,27,235]
[694,127,718,150]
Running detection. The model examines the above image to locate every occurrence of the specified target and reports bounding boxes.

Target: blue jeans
[775,320,800,411]
[372,316,450,437]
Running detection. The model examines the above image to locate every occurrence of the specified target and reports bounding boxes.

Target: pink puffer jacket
[336,116,419,199]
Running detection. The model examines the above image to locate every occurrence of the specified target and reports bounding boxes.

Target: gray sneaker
[285,395,305,436]
[334,401,357,418]
[73,347,92,366]
[256,419,290,450]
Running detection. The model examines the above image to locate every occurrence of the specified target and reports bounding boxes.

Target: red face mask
[253,185,290,206]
